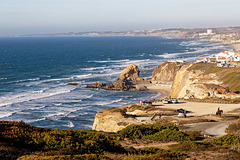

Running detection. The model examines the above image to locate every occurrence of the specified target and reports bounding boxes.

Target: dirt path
[180,121,232,137]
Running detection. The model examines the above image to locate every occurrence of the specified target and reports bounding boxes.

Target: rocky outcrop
[92,104,176,132]
[171,63,240,99]
[151,62,187,84]
[87,64,150,91]
[118,64,140,80]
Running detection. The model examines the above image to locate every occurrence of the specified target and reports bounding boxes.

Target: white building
[199,29,216,36]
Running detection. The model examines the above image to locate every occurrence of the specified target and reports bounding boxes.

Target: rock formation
[151,62,187,84]
[171,63,240,99]
[86,64,150,91]
[92,104,176,132]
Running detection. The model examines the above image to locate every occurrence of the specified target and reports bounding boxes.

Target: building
[199,29,216,36]
[196,57,210,63]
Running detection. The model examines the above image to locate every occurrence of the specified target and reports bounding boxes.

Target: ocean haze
[1,0,240,36]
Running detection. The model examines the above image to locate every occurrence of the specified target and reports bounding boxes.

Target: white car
[162,99,169,104]
[170,99,178,104]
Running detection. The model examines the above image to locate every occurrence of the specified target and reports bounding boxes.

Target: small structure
[199,29,216,36]
[196,57,210,63]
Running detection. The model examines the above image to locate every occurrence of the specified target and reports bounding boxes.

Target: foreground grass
[0,120,240,160]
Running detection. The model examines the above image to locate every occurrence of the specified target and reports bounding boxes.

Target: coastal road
[180,121,232,137]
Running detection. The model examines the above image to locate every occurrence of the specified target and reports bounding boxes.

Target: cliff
[92,104,176,132]
[151,62,187,84]
[171,63,240,99]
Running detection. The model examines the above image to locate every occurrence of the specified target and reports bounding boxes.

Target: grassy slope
[188,63,240,92]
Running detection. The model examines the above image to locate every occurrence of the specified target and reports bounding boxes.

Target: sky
[1,0,240,36]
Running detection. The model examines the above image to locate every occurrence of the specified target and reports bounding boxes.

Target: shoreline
[145,84,172,99]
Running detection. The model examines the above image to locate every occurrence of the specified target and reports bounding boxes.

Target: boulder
[118,64,140,80]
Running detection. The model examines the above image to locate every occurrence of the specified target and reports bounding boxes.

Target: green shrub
[117,124,178,140]
[18,154,111,160]
[225,120,240,135]
[144,128,194,142]
[183,130,202,140]
[29,129,125,154]
[213,134,240,146]
[0,121,125,155]
[140,147,163,154]
[125,150,187,160]
[170,141,216,152]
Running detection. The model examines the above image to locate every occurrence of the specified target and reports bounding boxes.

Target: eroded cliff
[171,63,240,99]
[151,62,187,84]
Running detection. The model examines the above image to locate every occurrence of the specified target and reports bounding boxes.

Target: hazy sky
[1,0,240,36]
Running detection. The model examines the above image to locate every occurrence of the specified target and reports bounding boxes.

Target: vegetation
[0,120,125,159]
[117,124,195,142]
[18,154,111,160]
[225,120,240,135]
[213,134,240,146]
[1,120,240,159]
[124,150,187,160]
[188,63,240,93]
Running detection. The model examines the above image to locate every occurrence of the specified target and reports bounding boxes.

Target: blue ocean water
[0,36,232,130]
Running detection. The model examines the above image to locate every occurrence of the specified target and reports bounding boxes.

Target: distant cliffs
[210,33,240,44]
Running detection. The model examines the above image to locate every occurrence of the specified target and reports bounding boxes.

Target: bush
[125,150,187,160]
[144,129,194,142]
[183,130,202,140]
[117,124,178,140]
[0,121,125,155]
[140,147,163,154]
[29,129,125,154]
[170,141,216,152]
[18,154,111,160]
[213,134,240,146]
[225,120,240,135]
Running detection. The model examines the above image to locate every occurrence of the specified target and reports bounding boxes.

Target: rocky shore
[86,64,150,91]
[89,62,240,133]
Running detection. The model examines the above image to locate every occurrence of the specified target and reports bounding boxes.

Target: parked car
[162,99,169,104]
[178,112,186,118]
[169,99,178,104]
[140,101,152,105]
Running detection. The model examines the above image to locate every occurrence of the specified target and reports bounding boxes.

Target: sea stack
[86,64,150,91]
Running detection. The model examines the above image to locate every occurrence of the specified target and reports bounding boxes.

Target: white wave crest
[0,86,75,107]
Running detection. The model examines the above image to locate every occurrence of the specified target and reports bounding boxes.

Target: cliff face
[151,62,187,84]
[171,63,240,99]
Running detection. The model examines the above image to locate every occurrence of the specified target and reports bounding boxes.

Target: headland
[89,54,240,133]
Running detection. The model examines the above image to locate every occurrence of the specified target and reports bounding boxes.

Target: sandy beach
[145,84,240,117]
[154,101,240,116]
[145,84,172,98]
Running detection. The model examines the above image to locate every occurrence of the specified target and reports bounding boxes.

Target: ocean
[0,36,232,130]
